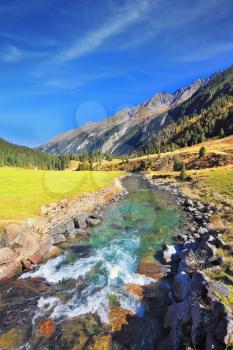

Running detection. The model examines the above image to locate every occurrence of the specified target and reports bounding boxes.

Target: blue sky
[0,0,233,147]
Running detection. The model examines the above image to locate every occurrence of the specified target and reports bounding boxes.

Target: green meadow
[0,168,123,220]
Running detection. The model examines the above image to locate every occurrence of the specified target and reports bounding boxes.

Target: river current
[0,175,187,349]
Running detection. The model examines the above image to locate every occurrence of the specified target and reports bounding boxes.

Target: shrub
[199,146,206,158]
[173,155,183,171]
[180,162,187,179]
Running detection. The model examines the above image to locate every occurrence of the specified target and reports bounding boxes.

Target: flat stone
[208,281,231,298]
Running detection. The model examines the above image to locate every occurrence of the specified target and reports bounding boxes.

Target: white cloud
[57,0,151,62]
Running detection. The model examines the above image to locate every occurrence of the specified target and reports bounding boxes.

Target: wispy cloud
[177,42,233,63]
[56,0,151,62]
[0,45,47,63]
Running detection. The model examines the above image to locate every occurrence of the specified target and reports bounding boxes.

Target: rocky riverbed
[0,177,128,280]
[147,175,233,349]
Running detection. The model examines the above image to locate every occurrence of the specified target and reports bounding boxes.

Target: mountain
[39,79,205,155]
[0,137,68,169]
[39,65,233,156]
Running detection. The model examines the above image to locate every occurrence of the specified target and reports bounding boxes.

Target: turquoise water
[22,175,185,322]
[0,175,186,349]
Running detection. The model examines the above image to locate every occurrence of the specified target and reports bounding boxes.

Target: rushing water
[0,175,187,349]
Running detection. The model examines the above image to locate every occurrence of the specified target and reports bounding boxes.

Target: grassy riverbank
[0,168,124,221]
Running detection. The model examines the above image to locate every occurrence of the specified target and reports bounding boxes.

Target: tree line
[0,138,70,170]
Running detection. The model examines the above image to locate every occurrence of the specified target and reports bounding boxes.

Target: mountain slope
[39,79,205,155]
[142,64,233,153]
[40,64,233,156]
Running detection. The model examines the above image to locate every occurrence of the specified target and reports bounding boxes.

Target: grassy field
[0,168,123,220]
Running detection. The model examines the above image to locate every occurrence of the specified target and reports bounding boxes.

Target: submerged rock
[109,307,133,332]
[37,319,56,338]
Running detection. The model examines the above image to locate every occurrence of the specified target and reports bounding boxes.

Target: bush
[173,155,183,171]
[180,162,187,179]
[199,146,206,158]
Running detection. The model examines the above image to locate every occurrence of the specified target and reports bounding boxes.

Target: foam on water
[22,235,155,324]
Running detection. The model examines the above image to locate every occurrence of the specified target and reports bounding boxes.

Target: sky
[0,0,233,147]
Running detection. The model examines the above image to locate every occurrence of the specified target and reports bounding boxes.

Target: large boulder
[190,271,209,297]
[215,316,233,346]
[205,332,225,350]
[191,303,205,347]
[0,260,22,279]
[164,298,191,329]
[163,245,177,264]
[0,247,18,265]
[3,223,22,244]
[173,271,190,301]
[74,213,88,229]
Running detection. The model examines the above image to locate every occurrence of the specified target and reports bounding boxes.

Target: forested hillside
[0,138,69,169]
[141,65,233,154]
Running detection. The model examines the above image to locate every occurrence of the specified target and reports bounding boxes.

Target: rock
[205,332,225,350]
[74,213,88,229]
[40,205,49,215]
[86,217,101,227]
[164,298,191,329]
[65,219,75,232]
[185,198,194,207]
[20,259,33,270]
[215,316,233,346]
[0,260,22,279]
[0,247,18,265]
[53,234,66,244]
[3,223,22,244]
[49,202,58,211]
[33,217,49,232]
[125,284,144,298]
[208,281,231,298]
[190,271,209,297]
[46,246,61,259]
[157,328,178,350]
[191,303,205,347]
[60,198,68,207]
[163,245,177,264]
[68,229,90,240]
[108,307,133,332]
[37,319,56,338]
[197,242,217,260]
[90,211,104,220]
[198,226,208,235]
[173,271,190,301]
[211,300,226,319]
[137,262,169,279]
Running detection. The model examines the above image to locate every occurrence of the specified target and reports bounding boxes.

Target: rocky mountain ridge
[39,78,205,155]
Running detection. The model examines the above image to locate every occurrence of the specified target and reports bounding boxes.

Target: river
[0,175,188,349]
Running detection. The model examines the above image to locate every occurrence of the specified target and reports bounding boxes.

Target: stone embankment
[147,177,233,350]
[0,178,127,280]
